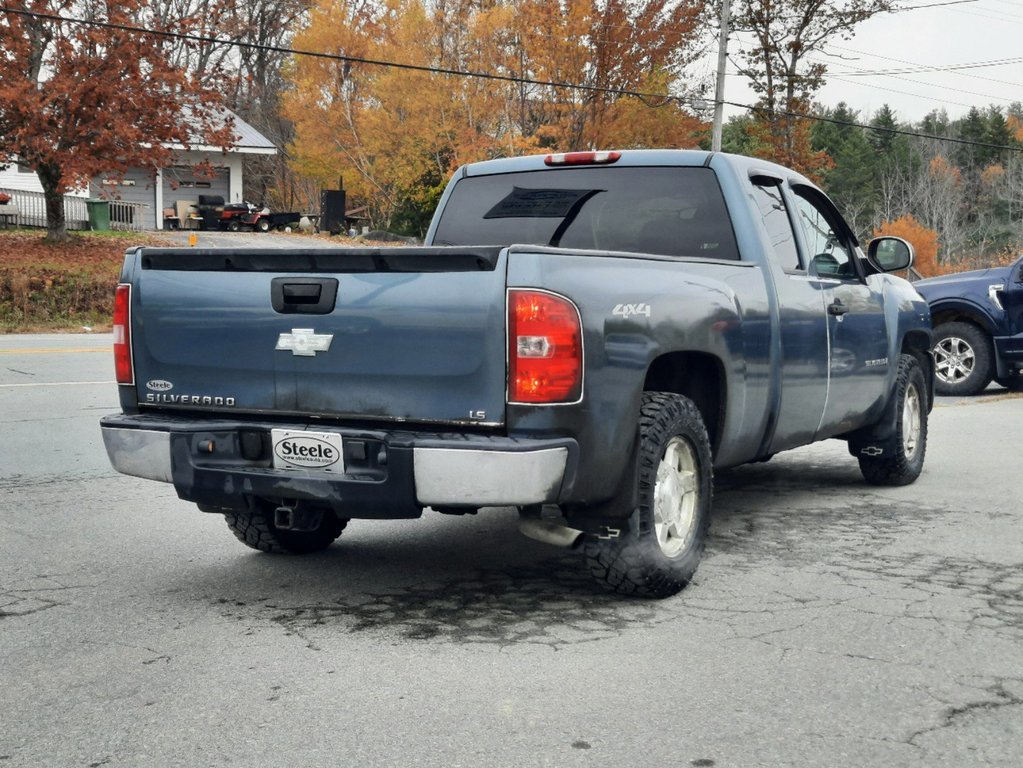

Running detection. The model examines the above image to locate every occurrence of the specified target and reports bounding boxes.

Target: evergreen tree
[920,109,950,137]
[869,104,898,154]
[957,107,986,169]
[812,103,878,235]
[983,108,1013,167]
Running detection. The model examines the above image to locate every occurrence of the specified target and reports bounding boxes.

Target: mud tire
[224,502,347,554]
[858,354,928,486]
[583,392,712,599]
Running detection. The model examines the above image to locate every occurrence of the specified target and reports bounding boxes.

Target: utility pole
[711,0,732,152]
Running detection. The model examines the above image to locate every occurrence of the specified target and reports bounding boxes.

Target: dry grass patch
[0,230,165,331]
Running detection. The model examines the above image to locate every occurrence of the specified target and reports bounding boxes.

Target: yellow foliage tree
[283,0,708,233]
[874,215,940,277]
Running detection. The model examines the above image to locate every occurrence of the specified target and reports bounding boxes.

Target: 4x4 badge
[276,329,334,357]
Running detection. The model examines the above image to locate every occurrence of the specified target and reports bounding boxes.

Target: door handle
[828,298,849,316]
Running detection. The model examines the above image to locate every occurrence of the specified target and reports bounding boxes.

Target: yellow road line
[0,347,108,355]
[1,380,115,388]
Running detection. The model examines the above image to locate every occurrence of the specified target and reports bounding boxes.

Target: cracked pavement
[1,334,1021,767]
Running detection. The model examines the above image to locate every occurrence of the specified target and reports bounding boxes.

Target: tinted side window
[432,166,740,260]
[792,189,856,279]
[751,184,801,271]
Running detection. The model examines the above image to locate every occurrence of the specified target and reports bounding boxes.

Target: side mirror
[867,236,915,273]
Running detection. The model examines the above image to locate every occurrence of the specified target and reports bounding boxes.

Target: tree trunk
[36,164,68,244]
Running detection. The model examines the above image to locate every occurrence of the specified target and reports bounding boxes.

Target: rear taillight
[544,151,621,166]
[508,289,582,404]
[113,283,133,385]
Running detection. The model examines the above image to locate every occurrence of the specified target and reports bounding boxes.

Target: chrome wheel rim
[902,383,921,459]
[653,436,699,558]
[934,336,975,384]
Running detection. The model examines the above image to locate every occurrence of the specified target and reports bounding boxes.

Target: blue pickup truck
[913,256,1023,395]
[101,150,932,598]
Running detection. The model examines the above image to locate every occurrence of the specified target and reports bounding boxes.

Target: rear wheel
[224,501,347,554]
[858,354,927,486]
[257,219,270,232]
[932,321,993,396]
[583,392,712,598]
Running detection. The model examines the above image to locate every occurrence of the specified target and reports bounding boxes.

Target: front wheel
[932,321,993,396]
[583,392,713,598]
[858,354,928,486]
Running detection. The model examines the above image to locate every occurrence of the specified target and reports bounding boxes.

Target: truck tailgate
[129,247,508,426]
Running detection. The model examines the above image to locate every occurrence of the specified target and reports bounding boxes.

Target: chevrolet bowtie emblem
[276,329,334,356]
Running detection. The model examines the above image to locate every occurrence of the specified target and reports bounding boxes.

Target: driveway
[158,229,355,249]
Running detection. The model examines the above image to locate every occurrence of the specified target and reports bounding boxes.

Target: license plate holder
[271,429,344,473]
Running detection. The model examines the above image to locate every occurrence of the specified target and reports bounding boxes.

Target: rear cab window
[432,167,740,260]
[750,183,802,272]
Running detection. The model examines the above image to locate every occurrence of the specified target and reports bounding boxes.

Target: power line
[825,43,1023,89]
[947,4,1023,25]
[824,73,975,110]
[3,5,1022,156]
[830,55,1023,78]
[807,54,1013,106]
[0,6,690,107]
[893,0,982,9]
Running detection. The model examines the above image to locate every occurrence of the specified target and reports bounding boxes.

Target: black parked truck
[101,150,932,598]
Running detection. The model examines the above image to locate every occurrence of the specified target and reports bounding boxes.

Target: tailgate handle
[283,284,321,303]
[272,278,338,315]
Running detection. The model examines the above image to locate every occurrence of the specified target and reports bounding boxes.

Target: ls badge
[276,328,334,357]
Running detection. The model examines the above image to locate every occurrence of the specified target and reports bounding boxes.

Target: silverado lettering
[102,149,933,599]
[145,394,236,406]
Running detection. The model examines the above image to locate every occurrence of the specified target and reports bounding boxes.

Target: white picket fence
[0,187,147,231]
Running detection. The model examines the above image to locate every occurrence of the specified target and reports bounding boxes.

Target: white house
[0,109,276,230]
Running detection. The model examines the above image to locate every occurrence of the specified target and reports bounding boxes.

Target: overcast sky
[719,0,1023,124]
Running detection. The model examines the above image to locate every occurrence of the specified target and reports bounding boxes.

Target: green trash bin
[85,198,110,231]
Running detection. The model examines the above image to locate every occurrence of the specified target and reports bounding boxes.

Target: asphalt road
[2,334,1021,767]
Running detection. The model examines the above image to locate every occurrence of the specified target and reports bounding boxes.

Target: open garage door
[163,166,231,225]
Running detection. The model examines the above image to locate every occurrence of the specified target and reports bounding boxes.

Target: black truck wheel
[932,321,993,396]
[583,392,712,598]
[224,502,347,554]
[858,354,927,486]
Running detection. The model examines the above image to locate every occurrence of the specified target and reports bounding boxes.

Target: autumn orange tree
[0,1,234,242]
[874,215,939,277]
[513,0,705,151]
[284,0,708,233]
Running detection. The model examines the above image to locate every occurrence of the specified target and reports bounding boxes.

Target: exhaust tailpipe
[518,517,585,549]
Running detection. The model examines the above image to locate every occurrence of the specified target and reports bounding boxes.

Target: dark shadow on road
[153,450,899,647]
